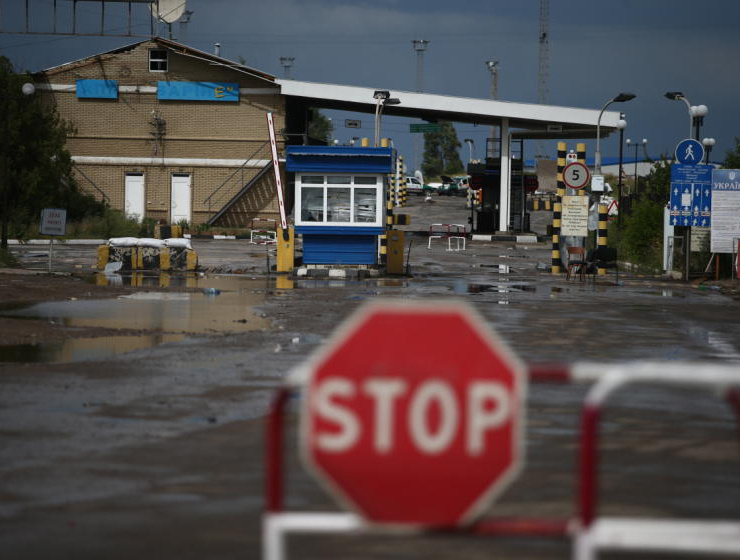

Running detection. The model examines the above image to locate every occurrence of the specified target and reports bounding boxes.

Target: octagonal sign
[300,300,526,527]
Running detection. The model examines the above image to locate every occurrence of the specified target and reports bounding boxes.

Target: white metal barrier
[250,218,278,245]
[264,361,740,560]
[427,223,467,251]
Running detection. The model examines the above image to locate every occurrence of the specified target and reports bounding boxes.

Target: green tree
[307,108,333,144]
[421,121,464,178]
[0,57,103,249]
[638,156,671,202]
[722,136,740,169]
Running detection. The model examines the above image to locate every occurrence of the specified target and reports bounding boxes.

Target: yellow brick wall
[73,163,287,227]
[39,40,287,226]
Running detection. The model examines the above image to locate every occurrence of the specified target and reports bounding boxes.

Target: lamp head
[691,104,708,117]
[373,90,390,100]
[617,119,627,130]
[664,91,684,100]
[625,138,632,145]
[21,82,35,96]
[384,97,401,106]
[642,138,648,145]
[613,92,636,103]
[702,137,716,147]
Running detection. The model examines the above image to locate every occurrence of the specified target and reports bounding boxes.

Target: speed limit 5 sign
[562,161,591,190]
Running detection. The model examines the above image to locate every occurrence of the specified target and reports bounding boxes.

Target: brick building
[34,38,287,228]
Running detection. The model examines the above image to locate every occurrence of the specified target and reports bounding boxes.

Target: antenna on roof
[151,0,187,39]
[178,10,194,44]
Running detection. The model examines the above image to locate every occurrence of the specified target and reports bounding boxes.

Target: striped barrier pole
[597,203,608,275]
[552,142,566,274]
[576,143,587,199]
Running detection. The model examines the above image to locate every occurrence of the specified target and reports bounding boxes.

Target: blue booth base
[297,226,383,266]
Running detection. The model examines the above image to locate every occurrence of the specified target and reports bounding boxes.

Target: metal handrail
[203,140,270,214]
[72,164,110,203]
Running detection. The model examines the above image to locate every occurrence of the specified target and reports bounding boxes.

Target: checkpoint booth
[286,145,394,266]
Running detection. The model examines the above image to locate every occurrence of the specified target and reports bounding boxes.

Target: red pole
[727,388,740,462]
[266,387,291,513]
[578,404,601,528]
[527,363,572,383]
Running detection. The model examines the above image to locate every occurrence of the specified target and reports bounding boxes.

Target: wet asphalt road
[1,196,740,559]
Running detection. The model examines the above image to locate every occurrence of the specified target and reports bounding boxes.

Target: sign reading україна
[157,81,239,102]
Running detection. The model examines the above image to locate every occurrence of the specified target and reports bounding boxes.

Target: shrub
[618,199,664,269]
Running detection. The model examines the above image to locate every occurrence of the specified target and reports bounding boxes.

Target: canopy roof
[277,79,622,140]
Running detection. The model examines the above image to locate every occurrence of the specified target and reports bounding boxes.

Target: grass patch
[0,248,19,268]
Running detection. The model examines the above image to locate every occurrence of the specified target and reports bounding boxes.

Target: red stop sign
[300,301,525,527]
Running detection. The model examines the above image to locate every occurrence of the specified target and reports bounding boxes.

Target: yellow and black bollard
[552,142,567,274]
[577,143,587,199]
[597,203,608,275]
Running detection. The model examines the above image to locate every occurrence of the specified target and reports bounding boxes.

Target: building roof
[276,79,622,139]
[38,37,275,83]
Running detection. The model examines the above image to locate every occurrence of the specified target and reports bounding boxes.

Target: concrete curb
[8,239,106,245]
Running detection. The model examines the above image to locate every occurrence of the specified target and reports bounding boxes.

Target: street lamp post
[373,90,400,147]
[464,138,475,162]
[691,104,708,140]
[702,137,716,164]
[664,91,708,283]
[616,117,627,228]
[625,137,647,196]
[595,92,635,175]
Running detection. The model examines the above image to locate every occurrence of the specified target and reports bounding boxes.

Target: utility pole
[279,57,295,79]
[536,0,550,159]
[485,59,498,158]
[412,39,429,173]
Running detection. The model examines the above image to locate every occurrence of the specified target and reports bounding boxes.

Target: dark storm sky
[2,0,739,168]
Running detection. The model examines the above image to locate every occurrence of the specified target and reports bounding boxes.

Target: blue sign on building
[669,163,712,226]
[157,81,239,102]
[675,138,705,165]
[76,79,118,99]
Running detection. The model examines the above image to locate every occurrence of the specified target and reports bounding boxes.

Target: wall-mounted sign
[345,119,361,128]
[410,123,441,133]
[561,195,589,237]
[76,79,118,99]
[710,169,740,253]
[157,81,239,102]
[591,174,605,192]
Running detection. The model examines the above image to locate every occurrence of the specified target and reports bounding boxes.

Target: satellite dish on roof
[151,0,187,24]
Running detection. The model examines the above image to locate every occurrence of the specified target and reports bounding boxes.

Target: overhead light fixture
[664,91,684,100]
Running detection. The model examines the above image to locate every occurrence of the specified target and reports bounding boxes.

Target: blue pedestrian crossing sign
[669,163,712,226]
[675,138,705,165]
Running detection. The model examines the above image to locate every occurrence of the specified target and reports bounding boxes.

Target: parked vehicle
[437,175,459,196]
[405,176,425,195]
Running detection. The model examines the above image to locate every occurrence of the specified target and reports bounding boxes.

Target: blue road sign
[675,138,705,165]
[669,163,712,227]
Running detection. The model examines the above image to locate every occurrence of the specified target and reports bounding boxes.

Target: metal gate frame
[263,362,740,560]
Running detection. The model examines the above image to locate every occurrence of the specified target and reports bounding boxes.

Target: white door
[124,173,145,222]
[170,173,192,224]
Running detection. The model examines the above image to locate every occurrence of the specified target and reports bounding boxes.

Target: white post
[263,515,284,560]
[498,118,510,232]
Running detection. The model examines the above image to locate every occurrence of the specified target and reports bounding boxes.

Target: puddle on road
[0,274,271,363]
[1,333,185,363]
[465,282,536,294]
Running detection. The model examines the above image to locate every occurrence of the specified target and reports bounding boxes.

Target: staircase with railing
[204,140,273,226]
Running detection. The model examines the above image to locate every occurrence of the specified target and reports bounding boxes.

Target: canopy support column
[499,118,511,232]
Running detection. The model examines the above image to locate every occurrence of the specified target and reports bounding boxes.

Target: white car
[405,176,424,195]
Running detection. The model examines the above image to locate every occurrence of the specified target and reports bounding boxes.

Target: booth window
[298,174,382,227]
[149,50,168,72]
